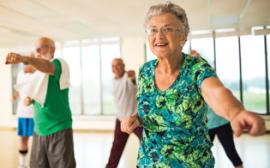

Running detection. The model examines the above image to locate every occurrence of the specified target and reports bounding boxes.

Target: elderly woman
[121,2,265,168]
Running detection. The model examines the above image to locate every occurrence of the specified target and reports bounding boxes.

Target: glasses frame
[146,26,182,37]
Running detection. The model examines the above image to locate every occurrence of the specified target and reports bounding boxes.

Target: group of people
[6,1,265,168]
[7,37,76,168]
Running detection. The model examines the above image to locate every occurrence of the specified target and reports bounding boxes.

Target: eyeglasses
[146,26,181,37]
[36,45,50,52]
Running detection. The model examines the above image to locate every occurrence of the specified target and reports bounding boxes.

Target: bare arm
[6,53,55,75]
[201,77,244,120]
[202,77,265,136]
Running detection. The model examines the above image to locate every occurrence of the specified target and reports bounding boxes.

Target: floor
[0,128,269,168]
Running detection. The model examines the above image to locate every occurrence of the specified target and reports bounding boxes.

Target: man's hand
[231,110,266,137]
[127,70,136,84]
[5,53,24,64]
[121,114,140,134]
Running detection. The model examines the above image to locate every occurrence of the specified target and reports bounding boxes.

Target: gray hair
[39,37,55,48]
[144,1,190,37]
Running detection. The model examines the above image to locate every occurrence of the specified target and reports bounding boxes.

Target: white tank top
[112,72,137,121]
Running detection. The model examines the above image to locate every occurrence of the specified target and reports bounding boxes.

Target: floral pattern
[137,53,217,168]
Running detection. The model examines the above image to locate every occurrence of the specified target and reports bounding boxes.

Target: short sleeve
[51,59,62,81]
[136,65,144,99]
[136,61,156,100]
[192,57,217,92]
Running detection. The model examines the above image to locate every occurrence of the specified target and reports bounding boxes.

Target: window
[81,45,101,115]
[191,38,215,67]
[216,36,240,99]
[241,35,266,114]
[60,39,120,115]
[62,43,82,115]
[101,43,120,115]
[11,64,21,115]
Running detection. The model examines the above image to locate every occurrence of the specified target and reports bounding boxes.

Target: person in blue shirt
[208,108,243,168]
[191,49,243,167]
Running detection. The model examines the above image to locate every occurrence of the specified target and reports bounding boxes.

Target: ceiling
[0,0,269,46]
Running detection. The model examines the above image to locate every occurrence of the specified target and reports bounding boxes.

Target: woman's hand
[231,110,266,137]
[121,114,140,134]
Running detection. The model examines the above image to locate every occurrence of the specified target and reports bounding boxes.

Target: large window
[191,38,215,67]
[101,42,120,115]
[56,38,120,115]
[216,36,240,99]
[241,35,266,114]
[63,42,82,115]
[12,30,270,115]
[81,44,101,115]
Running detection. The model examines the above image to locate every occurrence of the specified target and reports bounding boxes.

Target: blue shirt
[207,108,229,129]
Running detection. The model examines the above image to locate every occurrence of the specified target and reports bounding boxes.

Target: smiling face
[147,13,186,59]
[112,58,125,79]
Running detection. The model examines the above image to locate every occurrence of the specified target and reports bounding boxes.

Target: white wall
[121,36,146,73]
[0,49,14,127]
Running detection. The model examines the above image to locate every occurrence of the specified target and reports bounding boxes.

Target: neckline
[153,53,186,94]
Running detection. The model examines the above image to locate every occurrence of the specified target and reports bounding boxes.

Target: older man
[106,58,142,168]
[6,37,76,168]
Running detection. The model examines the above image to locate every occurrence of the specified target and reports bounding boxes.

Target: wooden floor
[0,128,269,168]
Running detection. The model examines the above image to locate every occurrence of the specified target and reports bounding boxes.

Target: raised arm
[6,53,55,75]
[201,77,243,120]
[127,70,136,85]
[202,77,265,137]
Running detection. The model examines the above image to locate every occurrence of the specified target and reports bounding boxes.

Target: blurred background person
[106,58,142,168]
[6,37,76,168]
[13,64,35,168]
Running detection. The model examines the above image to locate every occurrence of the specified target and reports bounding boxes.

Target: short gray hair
[144,1,190,37]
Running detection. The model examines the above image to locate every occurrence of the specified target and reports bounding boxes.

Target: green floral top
[137,53,217,168]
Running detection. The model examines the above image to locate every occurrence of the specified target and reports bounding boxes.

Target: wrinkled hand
[24,97,32,106]
[5,53,24,64]
[121,114,140,134]
[231,111,266,137]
